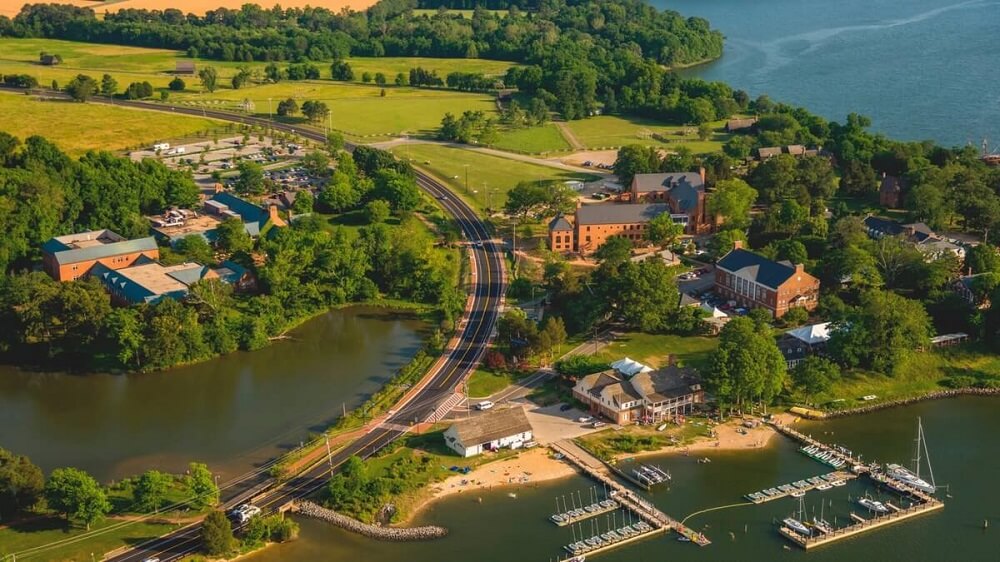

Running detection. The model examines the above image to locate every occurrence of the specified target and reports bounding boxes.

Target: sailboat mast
[920,418,937,488]
[913,417,922,479]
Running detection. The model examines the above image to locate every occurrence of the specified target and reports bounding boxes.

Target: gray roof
[549,214,573,232]
[629,366,701,403]
[576,203,671,225]
[449,407,532,446]
[716,248,802,290]
[632,172,704,194]
[43,236,158,266]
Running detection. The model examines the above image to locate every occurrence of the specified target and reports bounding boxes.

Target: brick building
[549,203,674,255]
[42,230,160,282]
[714,241,820,318]
[626,170,710,234]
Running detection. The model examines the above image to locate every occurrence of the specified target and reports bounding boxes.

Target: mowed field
[0,0,377,17]
[0,92,223,155]
[565,115,730,153]
[392,143,598,211]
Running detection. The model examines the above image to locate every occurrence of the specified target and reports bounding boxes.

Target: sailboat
[886,417,937,494]
[781,496,812,536]
[811,500,834,534]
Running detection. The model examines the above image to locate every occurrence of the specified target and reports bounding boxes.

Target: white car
[591,421,606,428]
[578,416,593,423]
[475,401,494,411]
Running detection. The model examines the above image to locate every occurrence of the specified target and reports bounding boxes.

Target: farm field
[391,143,598,212]
[0,91,223,155]
[0,0,378,17]
[564,115,729,153]
[491,123,572,154]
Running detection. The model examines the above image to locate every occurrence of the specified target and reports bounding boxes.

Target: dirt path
[554,121,585,151]
[372,138,605,175]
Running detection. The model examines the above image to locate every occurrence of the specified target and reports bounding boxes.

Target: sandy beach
[429,448,579,502]
[614,413,797,461]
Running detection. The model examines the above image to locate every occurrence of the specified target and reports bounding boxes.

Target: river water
[0,307,426,482]
[665,0,1000,147]
[245,397,1000,561]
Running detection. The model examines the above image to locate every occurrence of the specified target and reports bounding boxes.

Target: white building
[443,407,533,458]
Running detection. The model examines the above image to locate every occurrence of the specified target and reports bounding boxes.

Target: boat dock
[550,440,711,548]
[778,496,944,549]
[549,497,620,526]
[770,422,864,469]
[743,471,856,504]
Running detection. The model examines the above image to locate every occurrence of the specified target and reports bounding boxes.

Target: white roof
[785,322,832,345]
[611,357,652,377]
[700,303,728,318]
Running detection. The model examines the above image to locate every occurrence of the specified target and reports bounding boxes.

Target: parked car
[591,421,606,428]
[559,403,573,411]
[578,416,593,423]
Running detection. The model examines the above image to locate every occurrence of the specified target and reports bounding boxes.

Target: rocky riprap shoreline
[292,500,448,541]
[820,387,1000,419]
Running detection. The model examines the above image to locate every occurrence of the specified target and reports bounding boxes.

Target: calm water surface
[0,307,426,482]
[665,0,1000,147]
[248,397,1000,561]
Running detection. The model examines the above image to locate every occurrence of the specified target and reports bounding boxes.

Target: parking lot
[522,403,612,445]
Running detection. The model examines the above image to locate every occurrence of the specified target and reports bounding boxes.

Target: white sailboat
[886,417,937,494]
[781,496,812,536]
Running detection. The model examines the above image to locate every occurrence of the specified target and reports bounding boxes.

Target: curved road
[55,98,509,562]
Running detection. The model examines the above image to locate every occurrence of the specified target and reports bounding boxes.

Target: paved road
[26,96,510,562]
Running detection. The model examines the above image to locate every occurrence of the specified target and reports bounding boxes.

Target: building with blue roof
[42,230,160,281]
[713,241,820,318]
[91,256,249,306]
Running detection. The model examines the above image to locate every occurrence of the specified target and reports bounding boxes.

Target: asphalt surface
[27,95,508,562]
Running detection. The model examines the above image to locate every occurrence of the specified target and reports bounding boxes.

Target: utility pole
[464,164,470,194]
[324,435,334,476]
[512,216,517,273]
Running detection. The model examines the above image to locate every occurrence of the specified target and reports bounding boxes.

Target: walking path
[370,138,608,176]
[554,121,585,151]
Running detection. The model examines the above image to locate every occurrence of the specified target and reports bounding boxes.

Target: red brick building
[626,170,710,234]
[714,241,820,318]
[41,230,160,282]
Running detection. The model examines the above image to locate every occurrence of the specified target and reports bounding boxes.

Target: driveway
[522,403,609,445]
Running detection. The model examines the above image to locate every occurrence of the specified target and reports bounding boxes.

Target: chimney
[795,263,805,274]
[733,239,743,250]
[698,166,706,185]
[575,198,582,210]
[213,182,224,193]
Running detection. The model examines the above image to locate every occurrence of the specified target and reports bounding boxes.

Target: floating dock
[550,499,620,526]
[778,498,944,549]
[562,520,661,558]
[744,471,856,504]
[771,423,865,470]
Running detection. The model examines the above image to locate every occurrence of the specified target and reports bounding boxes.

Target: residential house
[714,241,820,318]
[879,174,905,208]
[862,216,966,260]
[953,273,992,308]
[91,257,249,305]
[626,170,710,234]
[42,230,159,282]
[754,145,820,161]
[175,61,196,75]
[573,360,703,425]
[777,322,832,369]
[443,407,533,458]
[725,117,757,133]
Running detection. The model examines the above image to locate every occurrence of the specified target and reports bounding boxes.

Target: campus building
[572,358,704,425]
[626,171,710,234]
[42,230,160,282]
[714,241,820,318]
[149,192,286,246]
[443,407,534,458]
[862,216,966,260]
[548,203,673,255]
[777,322,832,369]
[91,257,250,306]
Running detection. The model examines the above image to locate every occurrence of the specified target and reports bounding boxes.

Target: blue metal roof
[44,236,158,265]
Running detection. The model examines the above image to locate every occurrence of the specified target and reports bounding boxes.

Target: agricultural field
[491,123,572,154]
[564,115,729,153]
[0,92,223,155]
[391,143,598,212]
[1,0,377,17]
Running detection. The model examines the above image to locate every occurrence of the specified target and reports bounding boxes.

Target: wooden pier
[549,499,620,526]
[779,497,944,549]
[770,422,864,469]
[743,471,856,504]
[550,440,711,547]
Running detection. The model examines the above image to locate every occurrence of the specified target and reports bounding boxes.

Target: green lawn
[0,91,223,155]
[467,368,514,398]
[0,516,178,562]
[564,115,729,153]
[391,143,598,212]
[491,123,572,154]
[589,332,719,372]
[577,416,715,461]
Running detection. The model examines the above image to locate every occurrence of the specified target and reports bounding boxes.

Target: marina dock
[770,422,865,469]
[743,471,856,504]
[549,497,620,526]
[778,497,944,549]
[550,440,711,549]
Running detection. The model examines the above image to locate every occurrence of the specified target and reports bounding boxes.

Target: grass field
[589,332,720,372]
[0,516,178,562]
[491,123,572,154]
[564,115,729,153]
[467,368,515,398]
[391,143,598,212]
[0,92,223,155]
[0,38,513,91]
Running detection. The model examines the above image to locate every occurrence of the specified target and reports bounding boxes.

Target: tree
[235,160,266,195]
[202,510,236,556]
[965,244,1000,275]
[230,67,252,89]
[394,72,407,86]
[134,470,172,513]
[45,468,111,530]
[100,73,118,97]
[705,316,786,413]
[198,66,219,93]
[504,181,575,220]
[175,235,214,264]
[697,123,713,141]
[64,74,98,102]
[365,199,391,223]
[216,217,252,254]
[828,290,933,373]
[707,229,745,259]
[615,260,681,332]
[276,98,298,117]
[301,100,330,123]
[301,150,330,178]
[645,213,684,248]
[330,60,354,81]
[0,448,44,518]
[539,316,567,359]
[613,145,660,187]
[186,462,219,509]
[168,77,186,91]
[374,72,387,86]
[374,169,421,211]
[792,356,841,397]
[707,179,757,229]
[361,71,372,83]
[292,190,314,215]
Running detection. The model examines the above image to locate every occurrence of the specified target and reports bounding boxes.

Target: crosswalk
[426,392,465,423]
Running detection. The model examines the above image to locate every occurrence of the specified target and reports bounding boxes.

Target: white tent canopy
[611,357,653,378]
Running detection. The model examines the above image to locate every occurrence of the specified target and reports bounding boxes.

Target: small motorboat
[858,497,889,513]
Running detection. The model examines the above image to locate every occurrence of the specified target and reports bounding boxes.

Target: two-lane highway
[61,98,510,562]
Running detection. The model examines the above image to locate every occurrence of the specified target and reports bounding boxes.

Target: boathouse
[443,407,533,457]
